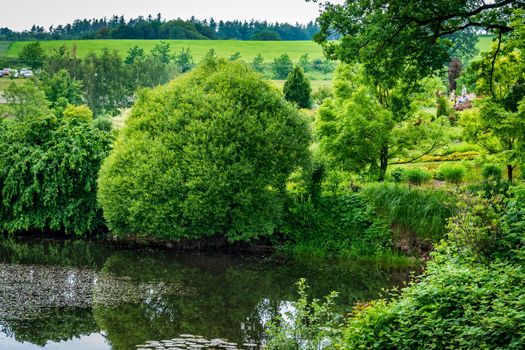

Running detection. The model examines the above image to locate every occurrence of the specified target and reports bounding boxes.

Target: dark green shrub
[283,66,312,109]
[481,163,502,182]
[97,59,311,241]
[388,167,405,183]
[0,114,113,235]
[402,167,431,186]
[280,191,392,258]
[438,164,466,184]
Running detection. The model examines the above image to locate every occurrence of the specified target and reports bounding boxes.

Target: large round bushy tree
[97,60,311,241]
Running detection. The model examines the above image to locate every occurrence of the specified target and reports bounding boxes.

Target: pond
[0,238,415,350]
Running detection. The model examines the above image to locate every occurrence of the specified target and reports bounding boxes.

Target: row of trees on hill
[0,15,320,41]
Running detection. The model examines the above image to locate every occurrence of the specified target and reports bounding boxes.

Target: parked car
[19,69,33,78]
[1,68,12,77]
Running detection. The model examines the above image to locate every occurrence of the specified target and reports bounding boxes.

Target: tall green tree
[18,41,47,70]
[124,45,145,64]
[251,54,265,73]
[283,66,312,109]
[174,47,195,73]
[272,54,294,79]
[82,49,130,116]
[462,18,525,181]
[316,65,446,181]
[314,0,523,83]
[97,59,311,241]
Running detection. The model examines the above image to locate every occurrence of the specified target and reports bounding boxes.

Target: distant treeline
[0,14,321,41]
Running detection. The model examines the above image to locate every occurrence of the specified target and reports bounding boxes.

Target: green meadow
[6,39,325,61]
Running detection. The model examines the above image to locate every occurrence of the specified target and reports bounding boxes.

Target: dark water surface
[0,238,414,350]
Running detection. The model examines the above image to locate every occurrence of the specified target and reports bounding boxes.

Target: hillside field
[5,40,325,62]
[4,36,494,62]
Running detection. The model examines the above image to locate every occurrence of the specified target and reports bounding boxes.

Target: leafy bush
[402,167,431,186]
[265,279,343,350]
[97,59,311,241]
[437,163,466,184]
[361,183,453,240]
[343,259,525,349]
[388,167,405,183]
[341,191,525,350]
[0,113,113,235]
[280,192,393,258]
[481,163,503,182]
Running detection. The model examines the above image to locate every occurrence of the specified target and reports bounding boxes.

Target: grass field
[0,78,22,91]
[5,40,325,62]
[4,36,494,62]
[0,42,11,56]
[475,35,495,58]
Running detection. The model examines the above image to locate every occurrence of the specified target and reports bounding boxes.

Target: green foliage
[311,86,333,106]
[315,0,517,84]
[1,80,52,121]
[272,53,294,79]
[229,52,242,61]
[342,192,525,349]
[18,41,46,69]
[250,30,281,41]
[437,164,466,184]
[265,279,343,350]
[481,163,503,182]
[124,45,145,64]
[316,64,446,181]
[150,41,172,64]
[283,66,312,109]
[174,47,195,73]
[402,167,431,186]
[0,113,113,235]
[361,183,453,240]
[97,59,311,241]
[250,54,265,73]
[62,104,93,123]
[298,54,311,72]
[462,20,525,181]
[280,192,393,258]
[40,69,83,112]
[82,49,130,116]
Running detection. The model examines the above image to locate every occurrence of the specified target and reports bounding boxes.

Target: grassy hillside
[476,35,495,57]
[5,36,494,62]
[0,41,11,56]
[5,40,325,61]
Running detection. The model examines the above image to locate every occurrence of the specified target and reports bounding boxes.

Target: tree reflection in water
[0,238,414,349]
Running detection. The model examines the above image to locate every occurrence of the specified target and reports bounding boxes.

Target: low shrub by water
[361,183,453,240]
[279,192,393,259]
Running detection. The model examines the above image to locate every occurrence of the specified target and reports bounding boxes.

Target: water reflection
[0,238,414,349]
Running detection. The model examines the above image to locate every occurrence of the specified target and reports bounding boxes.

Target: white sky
[0,0,342,31]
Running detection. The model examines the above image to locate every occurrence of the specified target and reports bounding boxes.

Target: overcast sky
[0,0,341,31]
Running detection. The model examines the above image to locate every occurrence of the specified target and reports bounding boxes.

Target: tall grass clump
[402,167,432,186]
[361,183,454,240]
[437,164,466,184]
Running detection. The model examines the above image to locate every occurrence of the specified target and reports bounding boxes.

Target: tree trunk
[507,164,513,183]
[378,145,389,182]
